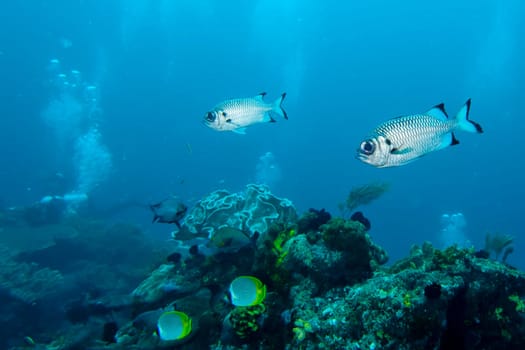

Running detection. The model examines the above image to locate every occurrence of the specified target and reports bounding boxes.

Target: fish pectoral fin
[226,118,243,127]
[232,127,247,134]
[226,118,246,130]
[391,146,412,155]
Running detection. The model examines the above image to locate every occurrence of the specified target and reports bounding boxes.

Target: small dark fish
[102,321,118,343]
[150,197,187,228]
[189,244,200,256]
[350,211,371,231]
[166,252,182,264]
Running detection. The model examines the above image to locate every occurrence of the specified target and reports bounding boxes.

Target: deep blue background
[1,0,524,266]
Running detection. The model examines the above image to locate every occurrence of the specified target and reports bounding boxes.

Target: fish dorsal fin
[426,103,449,120]
[255,92,267,102]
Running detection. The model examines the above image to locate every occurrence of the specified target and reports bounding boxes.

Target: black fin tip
[434,103,449,118]
[451,133,460,146]
[464,98,482,133]
[472,121,483,133]
[281,92,288,120]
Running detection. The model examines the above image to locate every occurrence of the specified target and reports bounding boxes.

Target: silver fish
[203,92,287,134]
[357,99,483,168]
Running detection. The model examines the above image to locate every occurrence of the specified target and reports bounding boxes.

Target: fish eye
[205,111,216,122]
[360,140,375,155]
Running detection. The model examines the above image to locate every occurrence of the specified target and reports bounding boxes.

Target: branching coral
[229,304,266,339]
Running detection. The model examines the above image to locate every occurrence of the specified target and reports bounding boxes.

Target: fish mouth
[355,150,368,162]
[356,151,378,167]
[202,118,213,127]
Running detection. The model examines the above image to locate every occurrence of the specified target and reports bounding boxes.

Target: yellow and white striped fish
[203,92,287,134]
[357,99,483,168]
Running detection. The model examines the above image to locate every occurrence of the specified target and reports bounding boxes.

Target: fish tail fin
[270,93,288,120]
[455,99,483,133]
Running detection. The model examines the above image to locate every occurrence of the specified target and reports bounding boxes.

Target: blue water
[1,0,524,267]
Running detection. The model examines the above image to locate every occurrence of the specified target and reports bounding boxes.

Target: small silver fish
[357,99,483,168]
[203,92,287,134]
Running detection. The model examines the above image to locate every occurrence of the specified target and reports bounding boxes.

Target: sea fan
[339,182,390,218]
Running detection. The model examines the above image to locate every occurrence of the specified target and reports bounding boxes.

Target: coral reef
[0,244,69,348]
[228,304,266,339]
[4,188,525,350]
[0,219,167,349]
[281,217,388,290]
[287,243,525,349]
[297,208,331,234]
[0,244,65,304]
[131,263,201,306]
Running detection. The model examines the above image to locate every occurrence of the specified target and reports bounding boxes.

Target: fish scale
[218,99,268,123]
[376,115,453,152]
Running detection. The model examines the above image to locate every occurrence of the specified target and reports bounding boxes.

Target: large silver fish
[356,99,483,168]
[203,92,287,134]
